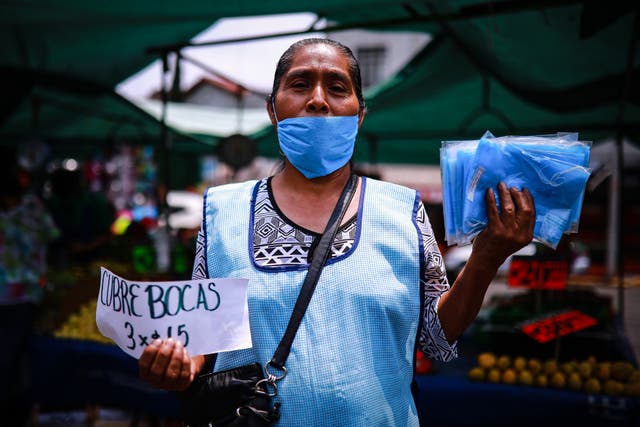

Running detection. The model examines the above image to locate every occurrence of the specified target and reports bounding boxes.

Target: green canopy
[1,1,639,166]
[255,2,640,163]
[2,74,165,147]
[359,2,640,164]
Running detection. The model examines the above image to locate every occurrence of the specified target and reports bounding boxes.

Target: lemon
[487,368,501,383]
[611,361,634,382]
[551,372,566,389]
[627,370,640,384]
[527,358,542,375]
[596,362,611,381]
[543,360,558,376]
[513,356,527,372]
[561,361,577,375]
[584,378,601,394]
[477,352,497,369]
[497,355,512,370]
[568,372,583,391]
[502,369,517,385]
[518,370,534,386]
[468,367,485,381]
[603,380,624,396]
[578,361,593,379]
[535,374,548,388]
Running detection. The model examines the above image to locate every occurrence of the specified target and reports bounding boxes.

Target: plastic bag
[440,131,591,249]
[440,136,483,246]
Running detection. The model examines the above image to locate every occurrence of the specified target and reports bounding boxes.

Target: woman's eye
[330,85,347,93]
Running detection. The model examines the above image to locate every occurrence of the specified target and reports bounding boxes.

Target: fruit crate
[474,288,625,362]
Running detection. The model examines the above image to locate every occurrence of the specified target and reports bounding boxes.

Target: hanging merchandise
[441,131,591,249]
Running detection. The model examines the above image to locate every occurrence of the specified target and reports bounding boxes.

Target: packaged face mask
[440,138,481,246]
[441,131,591,249]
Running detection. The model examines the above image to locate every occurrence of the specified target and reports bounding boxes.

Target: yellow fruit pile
[53,298,115,345]
[468,352,640,397]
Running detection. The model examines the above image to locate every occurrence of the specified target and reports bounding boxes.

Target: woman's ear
[357,108,366,128]
[266,94,277,126]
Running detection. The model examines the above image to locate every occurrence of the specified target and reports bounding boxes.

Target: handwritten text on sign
[508,255,568,290]
[521,310,597,344]
[96,267,251,359]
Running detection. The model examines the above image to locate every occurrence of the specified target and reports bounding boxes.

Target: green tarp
[366,2,640,159]
[1,1,639,167]
[257,2,640,163]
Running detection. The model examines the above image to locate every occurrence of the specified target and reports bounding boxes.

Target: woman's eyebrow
[324,70,351,82]
[285,68,351,82]
[284,69,312,81]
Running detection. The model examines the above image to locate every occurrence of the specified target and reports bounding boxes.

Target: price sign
[96,267,252,359]
[521,310,597,344]
[508,255,568,290]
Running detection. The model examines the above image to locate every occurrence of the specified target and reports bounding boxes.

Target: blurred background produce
[468,352,640,397]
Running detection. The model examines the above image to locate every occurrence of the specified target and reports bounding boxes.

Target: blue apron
[203,177,422,426]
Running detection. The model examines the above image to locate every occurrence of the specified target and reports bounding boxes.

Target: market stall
[412,265,640,427]
[30,336,178,419]
[30,257,192,425]
[30,304,639,426]
[4,1,640,425]
[416,369,640,427]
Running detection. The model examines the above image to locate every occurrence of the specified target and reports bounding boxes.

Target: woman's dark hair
[269,38,365,111]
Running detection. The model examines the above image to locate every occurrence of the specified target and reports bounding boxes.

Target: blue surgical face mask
[274,111,359,179]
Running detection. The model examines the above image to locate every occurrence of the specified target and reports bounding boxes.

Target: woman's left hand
[472,182,536,268]
[138,338,199,391]
[438,182,536,343]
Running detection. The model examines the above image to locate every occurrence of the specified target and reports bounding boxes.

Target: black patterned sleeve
[414,201,458,362]
[191,225,209,280]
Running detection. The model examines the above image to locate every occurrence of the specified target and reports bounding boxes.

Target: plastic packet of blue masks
[483,133,590,236]
[440,131,591,249]
[440,134,486,246]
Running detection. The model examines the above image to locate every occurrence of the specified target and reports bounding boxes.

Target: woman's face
[269,43,364,126]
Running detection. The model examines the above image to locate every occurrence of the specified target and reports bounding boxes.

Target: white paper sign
[96,267,252,359]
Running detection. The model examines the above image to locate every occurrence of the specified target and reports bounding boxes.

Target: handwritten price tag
[521,310,597,344]
[508,255,568,290]
[96,267,252,359]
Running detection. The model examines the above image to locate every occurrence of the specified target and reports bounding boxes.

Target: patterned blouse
[0,194,60,304]
[191,177,457,362]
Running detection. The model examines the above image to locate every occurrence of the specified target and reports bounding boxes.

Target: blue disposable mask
[275,114,359,179]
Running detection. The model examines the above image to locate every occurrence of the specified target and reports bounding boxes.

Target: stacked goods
[487,290,612,327]
[54,298,114,345]
[468,352,640,397]
[441,132,591,249]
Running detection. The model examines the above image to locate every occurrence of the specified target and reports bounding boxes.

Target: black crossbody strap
[270,173,358,368]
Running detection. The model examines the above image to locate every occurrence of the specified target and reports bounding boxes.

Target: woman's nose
[306,85,329,113]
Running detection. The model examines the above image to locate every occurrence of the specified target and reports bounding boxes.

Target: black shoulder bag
[178,174,358,427]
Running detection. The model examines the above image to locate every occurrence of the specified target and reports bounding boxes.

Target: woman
[139,38,535,425]
[0,148,60,425]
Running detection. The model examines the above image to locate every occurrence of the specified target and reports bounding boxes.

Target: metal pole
[614,11,639,325]
[156,51,172,273]
[160,51,171,216]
